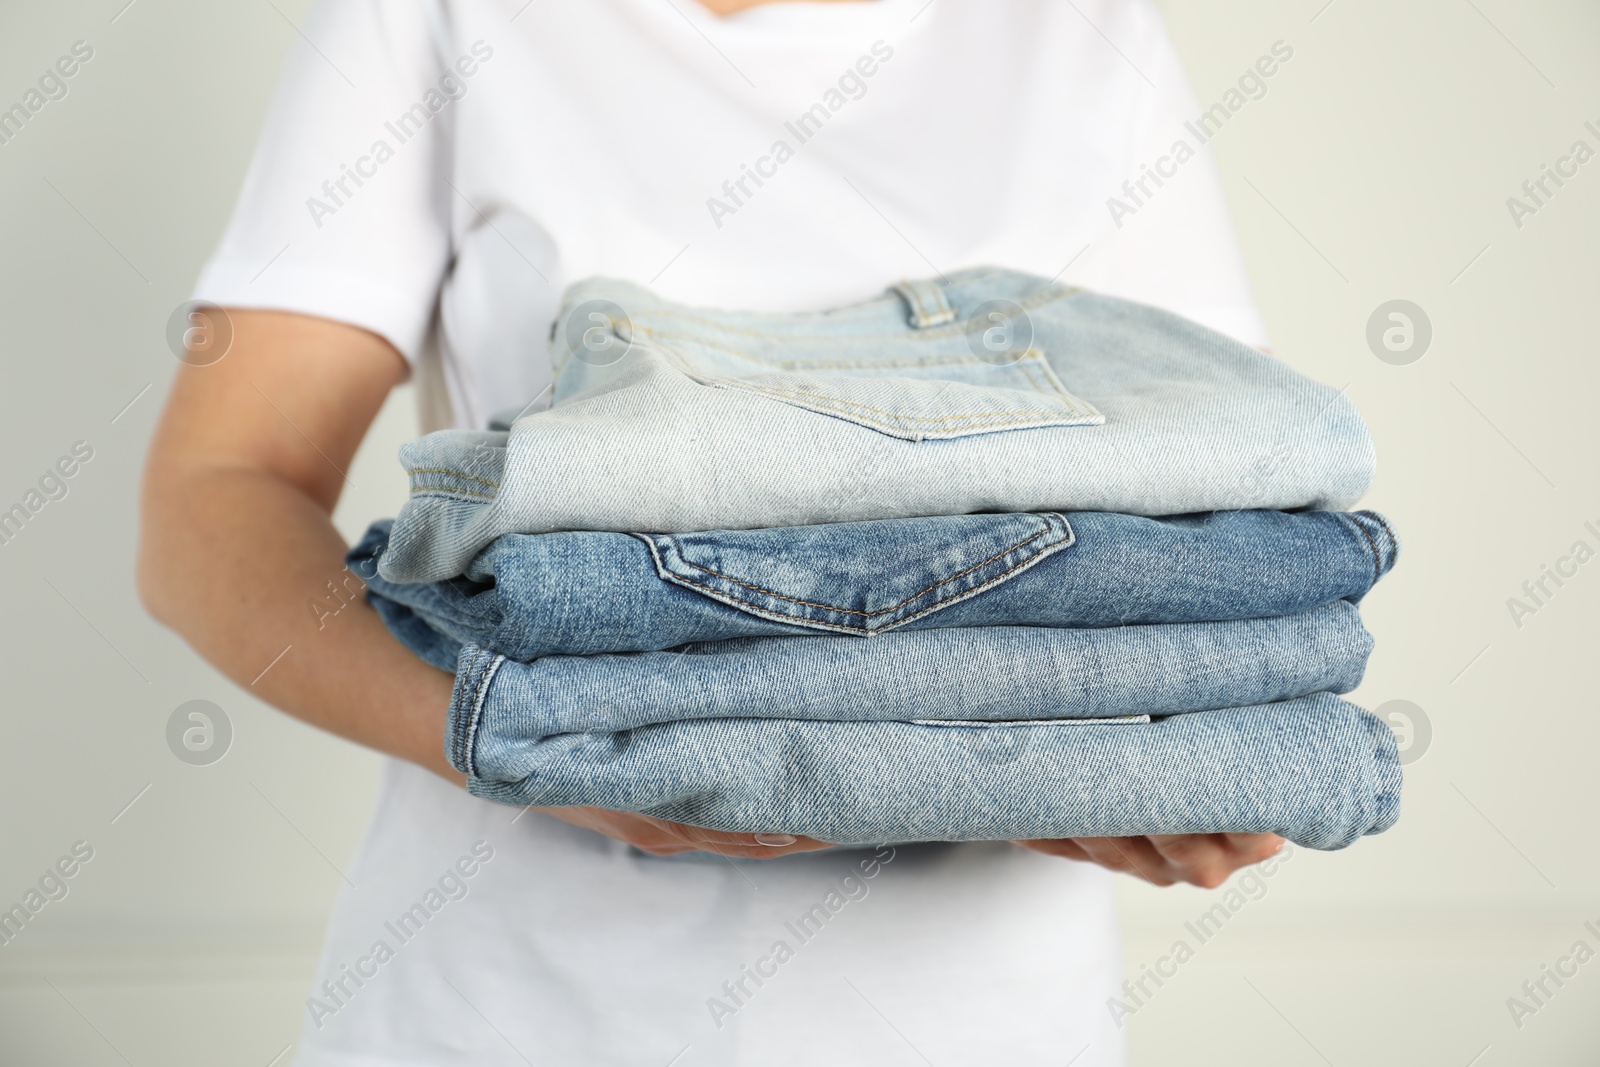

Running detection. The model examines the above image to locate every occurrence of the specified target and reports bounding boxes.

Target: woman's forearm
[137,310,458,782]
[140,465,457,779]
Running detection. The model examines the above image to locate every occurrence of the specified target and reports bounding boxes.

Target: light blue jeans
[360,506,1396,849]
[422,600,1368,729]
[378,268,1375,582]
[449,653,1399,851]
[350,508,1396,664]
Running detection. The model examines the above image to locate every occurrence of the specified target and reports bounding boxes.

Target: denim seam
[670,357,1091,426]
[639,331,1091,420]
[642,328,1030,372]
[901,280,955,327]
[662,527,1054,616]
[715,382,1088,426]
[1363,510,1400,578]
[630,535,1070,637]
[458,649,503,779]
[1013,354,1075,401]
[727,553,1067,634]
[1340,511,1387,588]
[407,467,503,489]
[1015,357,1045,394]
[1352,517,1382,587]
[902,280,933,325]
[643,331,1094,428]
[410,485,498,500]
[642,333,1036,371]
[1368,707,1403,833]
[647,516,1073,623]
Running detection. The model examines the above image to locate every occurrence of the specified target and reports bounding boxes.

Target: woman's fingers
[1147,833,1286,888]
[579,812,831,859]
[662,820,834,858]
[1223,832,1287,863]
[1071,836,1179,886]
[1017,833,1287,889]
[1011,838,1092,862]
[551,810,1289,872]
[1145,834,1235,888]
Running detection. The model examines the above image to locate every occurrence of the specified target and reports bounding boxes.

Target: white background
[0,1,1597,1063]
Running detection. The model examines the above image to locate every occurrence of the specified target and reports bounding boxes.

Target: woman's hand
[539,807,836,859]
[1014,833,1286,888]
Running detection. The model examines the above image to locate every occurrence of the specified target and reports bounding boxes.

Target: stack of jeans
[355,269,1401,850]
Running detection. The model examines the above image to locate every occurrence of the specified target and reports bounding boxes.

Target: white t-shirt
[197,2,1267,1064]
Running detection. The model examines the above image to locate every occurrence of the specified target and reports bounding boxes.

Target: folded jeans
[378,268,1375,583]
[413,602,1367,733]
[350,508,1397,662]
[448,650,1400,852]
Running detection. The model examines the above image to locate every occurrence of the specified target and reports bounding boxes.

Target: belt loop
[890,278,957,329]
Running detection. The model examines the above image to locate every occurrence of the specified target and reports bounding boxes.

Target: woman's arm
[139,309,459,777]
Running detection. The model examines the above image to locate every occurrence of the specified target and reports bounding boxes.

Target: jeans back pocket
[634,512,1074,634]
[651,334,1103,441]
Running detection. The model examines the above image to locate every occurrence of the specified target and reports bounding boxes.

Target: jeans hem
[447,646,503,777]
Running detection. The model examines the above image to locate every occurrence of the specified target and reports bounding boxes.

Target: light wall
[0,1,1595,1064]
[1122,4,1600,1064]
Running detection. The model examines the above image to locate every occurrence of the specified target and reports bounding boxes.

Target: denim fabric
[392,600,1368,728]
[351,509,1396,662]
[378,268,1375,582]
[448,658,1400,851]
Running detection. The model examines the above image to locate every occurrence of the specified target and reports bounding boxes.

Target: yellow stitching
[1018,351,1078,401]
[407,468,502,488]
[650,326,1023,369]
[897,280,927,324]
[723,378,1095,425]
[410,485,497,500]
[639,327,1009,371]
[546,282,1088,403]
[643,329,1073,385]
[735,398,1082,427]
[664,524,1057,618]
[900,280,956,326]
[1013,358,1050,397]
[902,280,950,326]
[729,390,1095,429]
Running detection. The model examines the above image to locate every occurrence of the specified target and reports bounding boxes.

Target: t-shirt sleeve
[192,0,453,363]
[1073,17,1272,350]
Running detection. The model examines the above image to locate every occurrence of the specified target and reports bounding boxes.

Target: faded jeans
[378,268,1375,582]
[351,508,1396,662]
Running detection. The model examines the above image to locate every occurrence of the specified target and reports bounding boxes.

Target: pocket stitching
[646,338,1101,433]
[638,325,1065,373]
[652,531,1072,635]
[649,515,1072,627]
[720,374,1095,425]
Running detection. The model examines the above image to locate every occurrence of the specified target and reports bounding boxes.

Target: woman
[139,1,1283,1063]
